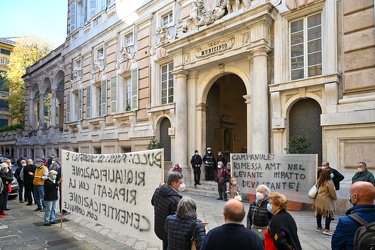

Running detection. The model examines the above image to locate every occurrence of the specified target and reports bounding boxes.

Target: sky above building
[1,0,67,48]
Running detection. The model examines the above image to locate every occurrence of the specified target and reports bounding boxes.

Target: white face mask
[357,168,364,172]
[321,166,326,169]
[256,192,264,201]
[22,164,26,167]
[217,165,221,169]
[178,182,186,192]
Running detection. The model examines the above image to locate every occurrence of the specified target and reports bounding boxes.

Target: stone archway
[206,73,247,158]
[289,98,322,164]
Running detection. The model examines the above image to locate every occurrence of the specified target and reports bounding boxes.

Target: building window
[0,49,10,55]
[0,118,8,127]
[110,76,117,113]
[86,86,91,118]
[93,46,105,71]
[114,70,138,113]
[290,13,322,81]
[88,0,106,20]
[0,100,9,111]
[66,92,71,122]
[161,62,174,104]
[162,11,173,27]
[125,32,134,46]
[98,80,107,116]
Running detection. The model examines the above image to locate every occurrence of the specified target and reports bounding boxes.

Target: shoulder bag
[251,206,266,240]
[308,184,318,199]
[186,219,198,250]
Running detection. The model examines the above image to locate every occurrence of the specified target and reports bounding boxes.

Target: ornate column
[51,89,57,127]
[250,46,270,153]
[28,97,36,130]
[243,95,252,153]
[39,92,45,129]
[173,69,189,177]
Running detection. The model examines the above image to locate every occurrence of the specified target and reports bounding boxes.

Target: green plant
[0,123,25,133]
[126,104,131,111]
[285,134,311,154]
[147,139,162,149]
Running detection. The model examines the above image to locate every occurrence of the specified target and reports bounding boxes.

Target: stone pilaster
[250,46,270,153]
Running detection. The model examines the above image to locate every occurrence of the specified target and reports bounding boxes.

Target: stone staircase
[184,181,219,198]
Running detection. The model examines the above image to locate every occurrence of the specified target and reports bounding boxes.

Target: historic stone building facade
[3,0,374,209]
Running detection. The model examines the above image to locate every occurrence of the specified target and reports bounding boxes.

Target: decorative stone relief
[227,0,250,13]
[72,68,82,82]
[242,32,251,45]
[93,58,105,72]
[174,19,188,40]
[156,26,170,47]
[115,45,137,70]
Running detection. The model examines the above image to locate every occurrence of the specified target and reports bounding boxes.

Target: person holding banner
[152,172,183,250]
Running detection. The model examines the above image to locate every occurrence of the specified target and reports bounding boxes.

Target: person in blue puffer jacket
[164,197,206,250]
[332,181,375,250]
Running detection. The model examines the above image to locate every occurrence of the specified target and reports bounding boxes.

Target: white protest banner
[61,149,163,247]
[231,154,317,203]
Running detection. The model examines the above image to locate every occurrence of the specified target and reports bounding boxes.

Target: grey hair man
[151,172,183,250]
[352,161,375,186]
[201,199,264,250]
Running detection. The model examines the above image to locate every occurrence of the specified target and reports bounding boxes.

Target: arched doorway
[160,117,171,161]
[206,74,247,157]
[289,98,322,164]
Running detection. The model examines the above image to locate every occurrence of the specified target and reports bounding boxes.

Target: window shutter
[66,92,71,122]
[110,76,117,113]
[89,0,97,19]
[70,2,77,32]
[101,79,107,116]
[131,68,138,110]
[78,89,83,120]
[86,86,91,118]
[101,0,106,10]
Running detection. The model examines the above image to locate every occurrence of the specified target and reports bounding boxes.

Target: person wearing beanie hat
[43,170,62,226]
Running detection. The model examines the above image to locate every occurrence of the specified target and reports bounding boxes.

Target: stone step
[184,181,219,198]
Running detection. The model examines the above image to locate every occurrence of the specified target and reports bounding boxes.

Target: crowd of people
[0,153,70,226]
[153,156,375,250]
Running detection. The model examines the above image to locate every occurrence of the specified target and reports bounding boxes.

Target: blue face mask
[52,176,57,180]
[267,203,274,213]
[330,173,334,179]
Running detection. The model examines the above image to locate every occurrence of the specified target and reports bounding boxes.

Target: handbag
[7,184,12,193]
[234,192,242,201]
[186,219,198,250]
[308,184,318,199]
[251,225,266,240]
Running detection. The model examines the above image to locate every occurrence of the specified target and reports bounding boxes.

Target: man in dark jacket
[352,161,375,186]
[318,161,344,190]
[190,150,202,186]
[23,159,37,206]
[201,199,263,250]
[203,147,216,181]
[0,163,13,216]
[151,172,183,250]
[332,181,375,250]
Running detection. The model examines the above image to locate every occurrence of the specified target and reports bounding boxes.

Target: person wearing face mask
[203,147,216,181]
[151,172,183,250]
[14,159,27,203]
[246,184,273,241]
[190,150,202,187]
[332,181,375,250]
[352,161,375,186]
[265,192,302,250]
[48,158,61,171]
[43,170,63,226]
[312,168,337,236]
[0,163,13,216]
[216,161,230,201]
[318,161,344,190]
[32,158,48,212]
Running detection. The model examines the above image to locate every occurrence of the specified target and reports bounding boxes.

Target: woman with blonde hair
[312,167,337,236]
[265,192,302,250]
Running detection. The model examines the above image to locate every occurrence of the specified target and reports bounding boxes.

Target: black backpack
[349,213,375,250]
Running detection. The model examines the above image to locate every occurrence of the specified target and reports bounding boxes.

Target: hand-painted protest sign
[230,154,317,203]
[61,149,163,247]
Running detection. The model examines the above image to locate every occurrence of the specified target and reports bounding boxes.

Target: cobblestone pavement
[0,192,335,249]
